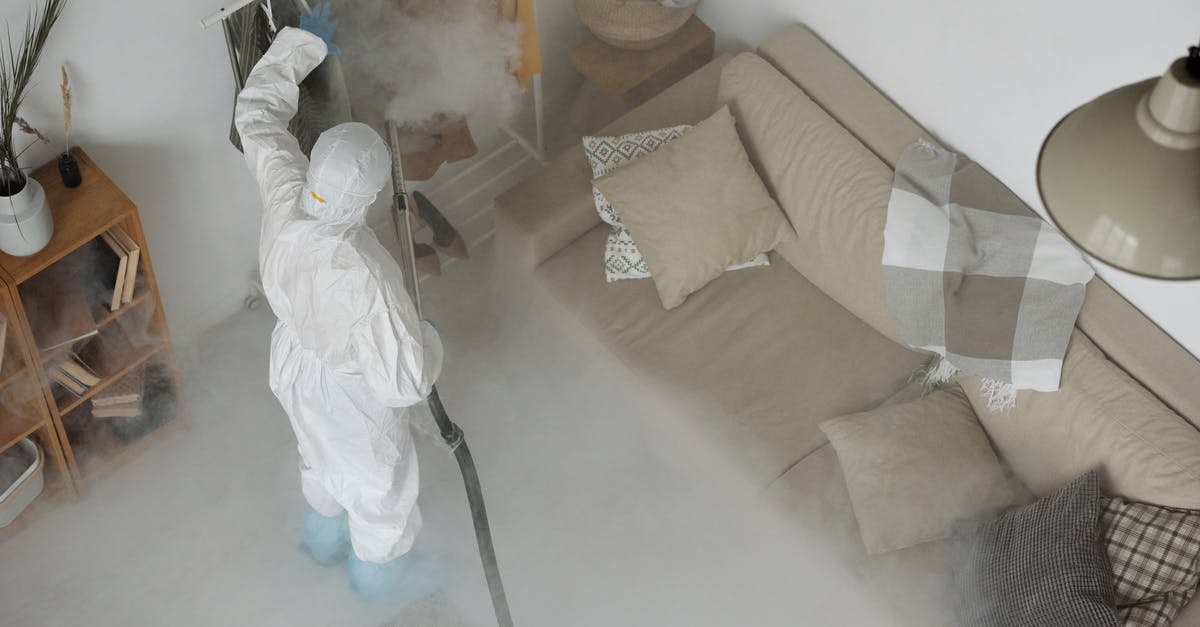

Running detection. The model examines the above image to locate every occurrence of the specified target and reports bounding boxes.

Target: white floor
[0,240,883,627]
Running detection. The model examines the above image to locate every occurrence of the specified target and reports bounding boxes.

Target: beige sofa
[495,24,1200,625]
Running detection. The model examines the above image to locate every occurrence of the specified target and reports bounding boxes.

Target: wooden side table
[572,16,716,109]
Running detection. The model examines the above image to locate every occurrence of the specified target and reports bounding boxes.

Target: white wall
[5,0,587,349]
[4,0,265,348]
[697,0,1200,358]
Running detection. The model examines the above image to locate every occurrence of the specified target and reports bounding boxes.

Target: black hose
[427,386,513,627]
[384,120,511,626]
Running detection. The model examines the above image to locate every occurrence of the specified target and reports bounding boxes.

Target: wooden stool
[571,16,716,109]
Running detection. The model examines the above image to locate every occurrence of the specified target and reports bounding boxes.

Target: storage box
[0,438,44,527]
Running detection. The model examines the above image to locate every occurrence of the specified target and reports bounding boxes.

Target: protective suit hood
[307,122,391,223]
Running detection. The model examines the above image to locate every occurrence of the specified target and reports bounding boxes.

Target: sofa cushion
[764,444,958,626]
[585,124,688,282]
[594,106,795,309]
[756,25,935,169]
[537,225,925,484]
[716,52,906,346]
[960,331,1200,510]
[1102,496,1200,626]
[495,54,733,280]
[953,471,1119,627]
[585,124,691,230]
[820,386,1018,555]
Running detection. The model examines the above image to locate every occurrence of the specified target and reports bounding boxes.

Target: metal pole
[387,121,514,627]
[201,0,263,28]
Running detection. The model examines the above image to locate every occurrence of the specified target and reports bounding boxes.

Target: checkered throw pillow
[583,126,769,282]
[1101,497,1200,627]
[954,471,1119,626]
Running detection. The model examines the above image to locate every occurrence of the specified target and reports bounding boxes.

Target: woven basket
[574,0,696,51]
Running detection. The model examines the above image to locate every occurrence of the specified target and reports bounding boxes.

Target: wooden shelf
[0,152,135,285]
[0,362,29,389]
[571,16,716,108]
[0,149,184,538]
[61,358,180,481]
[39,287,153,365]
[0,321,26,388]
[55,342,166,415]
[67,407,181,483]
[94,288,151,330]
[0,399,47,453]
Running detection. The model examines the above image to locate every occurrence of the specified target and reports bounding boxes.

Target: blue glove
[300,2,340,55]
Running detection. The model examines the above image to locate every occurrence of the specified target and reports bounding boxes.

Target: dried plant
[60,65,71,153]
[15,116,50,145]
[0,0,69,196]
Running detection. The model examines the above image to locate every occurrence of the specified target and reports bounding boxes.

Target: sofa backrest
[716,52,906,346]
[755,24,1200,430]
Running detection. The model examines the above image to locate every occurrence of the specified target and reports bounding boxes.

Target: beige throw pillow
[820,386,1019,555]
[592,106,794,309]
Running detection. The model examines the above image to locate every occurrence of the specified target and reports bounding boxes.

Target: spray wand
[387,121,514,627]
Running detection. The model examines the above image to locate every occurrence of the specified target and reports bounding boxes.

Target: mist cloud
[338,0,524,143]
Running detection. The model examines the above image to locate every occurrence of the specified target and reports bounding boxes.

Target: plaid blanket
[882,141,1094,409]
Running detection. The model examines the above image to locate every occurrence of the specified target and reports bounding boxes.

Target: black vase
[58,151,82,188]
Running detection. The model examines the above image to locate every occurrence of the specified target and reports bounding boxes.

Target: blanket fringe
[920,357,1018,411]
[980,378,1016,412]
[921,356,959,391]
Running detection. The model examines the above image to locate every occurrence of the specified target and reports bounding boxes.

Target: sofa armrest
[494,151,598,277]
[495,52,734,273]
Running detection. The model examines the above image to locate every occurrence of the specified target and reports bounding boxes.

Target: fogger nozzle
[385,120,422,317]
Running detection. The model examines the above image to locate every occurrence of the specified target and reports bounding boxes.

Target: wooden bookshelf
[0,150,185,536]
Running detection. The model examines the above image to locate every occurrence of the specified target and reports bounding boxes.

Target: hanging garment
[505,0,543,90]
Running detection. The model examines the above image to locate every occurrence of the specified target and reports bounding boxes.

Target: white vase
[0,177,53,257]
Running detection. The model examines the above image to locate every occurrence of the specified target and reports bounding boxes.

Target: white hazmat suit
[235,27,443,564]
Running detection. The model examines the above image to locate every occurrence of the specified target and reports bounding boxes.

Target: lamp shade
[1038,58,1200,279]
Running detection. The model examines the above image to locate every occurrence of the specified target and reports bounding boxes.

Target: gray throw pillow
[954,471,1119,627]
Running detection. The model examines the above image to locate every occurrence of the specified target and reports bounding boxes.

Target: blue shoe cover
[300,509,350,566]
[348,552,447,604]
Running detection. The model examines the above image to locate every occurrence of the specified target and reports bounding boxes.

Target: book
[20,250,99,353]
[99,232,128,312]
[92,367,143,407]
[57,357,101,387]
[50,368,87,397]
[92,399,142,419]
[109,226,140,305]
[54,366,90,390]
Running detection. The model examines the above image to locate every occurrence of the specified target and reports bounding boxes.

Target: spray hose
[386,121,514,627]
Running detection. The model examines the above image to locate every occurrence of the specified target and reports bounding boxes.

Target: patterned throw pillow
[953,471,1119,626]
[1101,497,1200,627]
[583,126,769,282]
[585,125,689,228]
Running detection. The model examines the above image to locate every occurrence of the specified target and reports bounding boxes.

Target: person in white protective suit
[234,21,444,601]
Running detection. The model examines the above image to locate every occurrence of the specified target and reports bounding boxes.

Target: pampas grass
[15,116,49,145]
[60,65,72,153]
[0,0,69,195]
